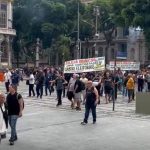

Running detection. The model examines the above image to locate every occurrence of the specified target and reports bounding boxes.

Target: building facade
[77,27,148,65]
[0,0,16,67]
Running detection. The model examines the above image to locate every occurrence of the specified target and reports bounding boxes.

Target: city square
[1,0,150,149]
[1,81,150,150]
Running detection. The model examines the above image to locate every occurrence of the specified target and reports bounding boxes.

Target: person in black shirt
[6,85,24,145]
[35,70,45,99]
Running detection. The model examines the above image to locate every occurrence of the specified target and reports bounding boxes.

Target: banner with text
[109,61,140,71]
[64,57,105,73]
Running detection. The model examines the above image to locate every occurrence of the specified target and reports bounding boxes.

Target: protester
[4,69,12,93]
[74,74,83,111]
[137,72,145,92]
[93,75,102,104]
[55,74,66,106]
[81,81,99,125]
[35,70,45,99]
[67,74,76,109]
[28,71,35,97]
[6,85,24,145]
[80,73,88,102]
[102,72,113,104]
[0,93,7,143]
[11,70,20,91]
[145,71,150,92]
[44,69,52,96]
[126,74,135,103]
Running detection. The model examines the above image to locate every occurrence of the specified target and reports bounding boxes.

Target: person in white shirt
[4,69,12,93]
[29,72,35,97]
[0,93,7,142]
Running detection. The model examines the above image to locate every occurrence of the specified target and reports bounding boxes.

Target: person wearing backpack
[81,81,99,125]
[6,85,24,145]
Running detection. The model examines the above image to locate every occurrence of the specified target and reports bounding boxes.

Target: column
[7,36,12,67]
[8,1,13,29]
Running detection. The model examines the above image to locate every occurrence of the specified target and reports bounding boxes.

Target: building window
[98,47,103,57]
[0,3,7,28]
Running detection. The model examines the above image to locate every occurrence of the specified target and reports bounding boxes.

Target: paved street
[1,81,150,150]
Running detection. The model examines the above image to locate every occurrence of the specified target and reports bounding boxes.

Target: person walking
[67,74,76,109]
[55,74,66,106]
[0,93,7,143]
[137,72,144,92]
[44,69,52,96]
[102,72,113,104]
[74,74,83,111]
[146,71,150,92]
[126,74,135,103]
[81,81,99,125]
[6,85,24,145]
[11,70,20,91]
[35,70,45,99]
[4,69,12,93]
[29,71,35,97]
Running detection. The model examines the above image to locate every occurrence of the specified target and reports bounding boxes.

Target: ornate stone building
[0,0,16,67]
[77,27,148,65]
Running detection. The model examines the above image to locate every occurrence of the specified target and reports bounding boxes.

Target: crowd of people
[1,66,150,145]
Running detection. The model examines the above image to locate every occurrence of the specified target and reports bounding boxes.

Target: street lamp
[36,38,40,68]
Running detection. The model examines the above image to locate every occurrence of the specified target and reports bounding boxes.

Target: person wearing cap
[0,93,7,143]
[81,81,99,125]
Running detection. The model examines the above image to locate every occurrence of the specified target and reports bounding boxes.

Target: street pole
[94,6,99,57]
[77,2,80,59]
[113,48,117,111]
[36,38,40,68]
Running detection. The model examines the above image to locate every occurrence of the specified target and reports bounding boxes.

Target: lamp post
[77,2,80,59]
[94,6,100,57]
[36,38,40,68]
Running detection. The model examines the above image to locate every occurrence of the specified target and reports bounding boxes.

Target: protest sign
[64,57,105,73]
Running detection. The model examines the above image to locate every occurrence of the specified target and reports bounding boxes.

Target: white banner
[109,61,140,71]
[64,57,105,73]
